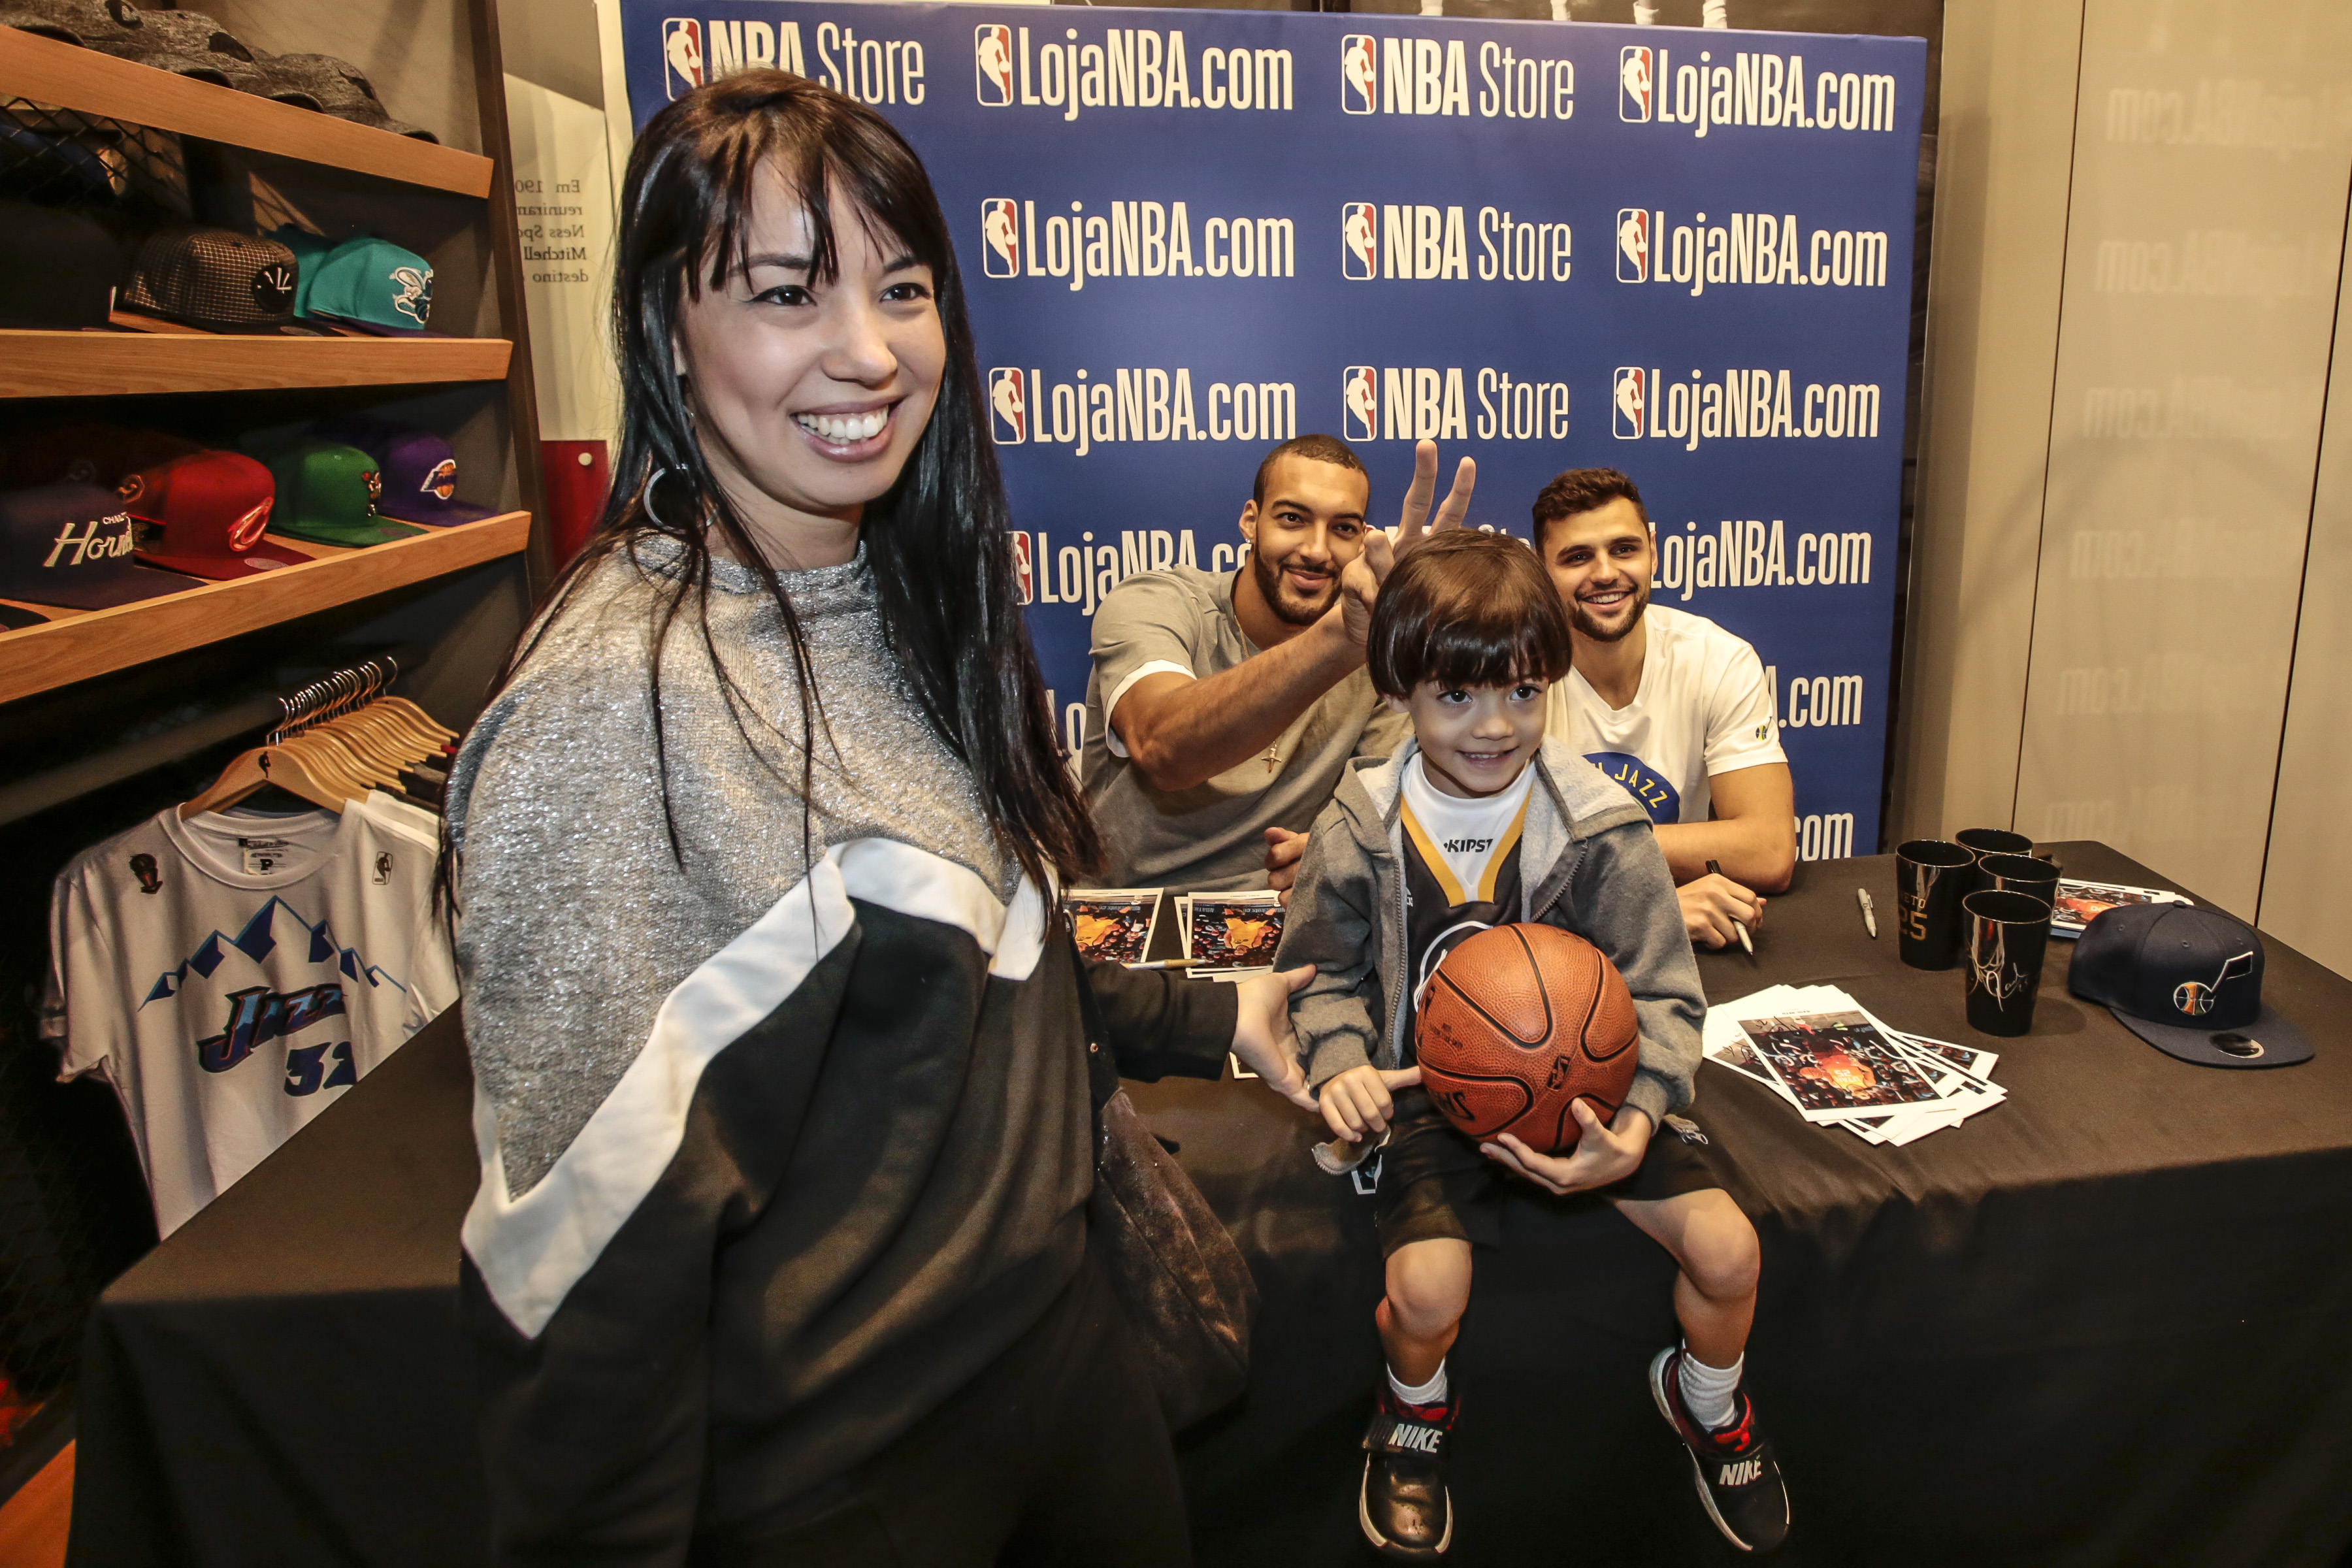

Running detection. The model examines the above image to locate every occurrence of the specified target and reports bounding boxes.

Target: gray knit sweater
[444,536,1233,1558]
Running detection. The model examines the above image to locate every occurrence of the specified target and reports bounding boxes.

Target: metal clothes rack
[0,645,431,829]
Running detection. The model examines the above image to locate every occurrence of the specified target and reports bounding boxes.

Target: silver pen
[1857,887,1878,939]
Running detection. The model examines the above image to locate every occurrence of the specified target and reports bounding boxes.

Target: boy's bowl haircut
[1367,531,1574,699]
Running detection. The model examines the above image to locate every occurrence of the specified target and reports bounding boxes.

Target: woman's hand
[1230,964,1320,1110]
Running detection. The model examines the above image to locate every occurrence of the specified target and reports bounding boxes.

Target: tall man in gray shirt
[1081,434,1473,892]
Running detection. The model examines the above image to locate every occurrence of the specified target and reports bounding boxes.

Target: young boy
[1272,532,1789,1559]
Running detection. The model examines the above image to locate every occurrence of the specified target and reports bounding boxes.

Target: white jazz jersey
[1544,604,1786,826]
[41,804,456,1235]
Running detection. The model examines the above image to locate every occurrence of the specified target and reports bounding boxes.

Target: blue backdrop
[621,2,1925,862]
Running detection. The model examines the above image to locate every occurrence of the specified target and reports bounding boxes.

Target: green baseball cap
[258,439,422,547]
[275,231,436,336]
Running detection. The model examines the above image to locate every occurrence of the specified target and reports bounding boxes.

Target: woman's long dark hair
[467,71,1096,894]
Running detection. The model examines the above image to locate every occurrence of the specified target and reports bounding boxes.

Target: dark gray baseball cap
[2069,902,2311,1068]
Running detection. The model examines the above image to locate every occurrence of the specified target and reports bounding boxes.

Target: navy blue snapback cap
[2069,902,2311,1068]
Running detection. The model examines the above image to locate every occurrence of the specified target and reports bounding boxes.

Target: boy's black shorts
[1373,1085,1722,1258]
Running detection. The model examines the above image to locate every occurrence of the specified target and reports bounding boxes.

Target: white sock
[1677,1350,1742,1430]
[1389,1361,1448,1407]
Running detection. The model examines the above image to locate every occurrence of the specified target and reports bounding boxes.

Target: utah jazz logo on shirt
[196,983,346,1073]
[1586,751,1680,824]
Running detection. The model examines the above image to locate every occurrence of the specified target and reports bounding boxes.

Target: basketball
[1415,924,1641,1154]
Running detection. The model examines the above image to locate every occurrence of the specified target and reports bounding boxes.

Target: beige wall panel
[2258,190,2352,971]
[1892,0,2083,844]
[2014,0,2352,915]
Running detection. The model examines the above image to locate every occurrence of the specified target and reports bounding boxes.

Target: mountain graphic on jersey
[139,894,406,1007]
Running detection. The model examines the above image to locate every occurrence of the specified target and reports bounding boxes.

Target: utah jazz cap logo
[2174,951,2255,1017]
[1342,204,1378,280]
[988,367,1028,444]
[662,18,705,99]
[1612,367,1647,439]
[1616,208,1650,282]
[1343,367,1377,442]
[975,25,1014,106]
[1341,35,1376,115]
[981,199,1021,278]
[1618,46,1654,122]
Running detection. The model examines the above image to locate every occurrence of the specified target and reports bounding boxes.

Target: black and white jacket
[448,540,1232,1563]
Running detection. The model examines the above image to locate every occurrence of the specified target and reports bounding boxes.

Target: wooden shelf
[0,511,529,704]
[0,26,495,197]
[0,331,512,399]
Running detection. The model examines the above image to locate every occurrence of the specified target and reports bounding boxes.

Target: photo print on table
[2050,879,2190,939]
[1737,1010,1947,1122]
[1183,892,1284,974]
[1062,889,1162,965]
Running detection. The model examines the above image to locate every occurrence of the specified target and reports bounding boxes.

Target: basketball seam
[1428,932,1555,1049]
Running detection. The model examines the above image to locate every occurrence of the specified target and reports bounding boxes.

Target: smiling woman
[439,72,1316,1567]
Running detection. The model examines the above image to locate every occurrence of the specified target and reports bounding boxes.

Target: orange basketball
[1415,924,1640,1154]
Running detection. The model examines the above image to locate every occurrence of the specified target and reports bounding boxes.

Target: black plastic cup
[1963,889,2053,1037]
[1956,827,2035,895]
[1895,839,1976,970]
[1977,852,2061,906]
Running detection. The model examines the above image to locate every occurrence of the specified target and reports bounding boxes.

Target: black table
[70,843,2352,1567]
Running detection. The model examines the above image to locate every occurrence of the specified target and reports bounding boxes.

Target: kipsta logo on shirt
[1586,751,1680,823]
[1342,203,1378,280]
[981,198,1021,277]
[662,18,705,99]
[1612,367,1648,439]
[1341,35,1377,115]
[1616,208,1651,282]
[1343,366,1378,442]
[974,25,1014,106]
[1618,45,1654,122]
[988,367,1028,444]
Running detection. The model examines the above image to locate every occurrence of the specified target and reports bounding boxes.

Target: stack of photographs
[2051,879,2190,939]
[1701,983,2004,1147]
[1062,889,1164,966]
[1177,890,1284,979]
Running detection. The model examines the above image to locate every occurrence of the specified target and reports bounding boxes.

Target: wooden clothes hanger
[178,745,347,819]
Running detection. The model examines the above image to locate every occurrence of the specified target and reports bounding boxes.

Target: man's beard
[1252,547,1339,627]
[1571,579,1650,642]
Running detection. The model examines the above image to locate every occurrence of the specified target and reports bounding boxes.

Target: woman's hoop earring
[640,466,677,529]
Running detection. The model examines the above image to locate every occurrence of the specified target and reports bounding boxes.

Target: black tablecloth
[70,843,2352,1567]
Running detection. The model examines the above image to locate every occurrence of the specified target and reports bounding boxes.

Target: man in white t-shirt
[1533,467,1795,949]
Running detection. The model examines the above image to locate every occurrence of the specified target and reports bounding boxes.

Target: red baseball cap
[121,451,305,580]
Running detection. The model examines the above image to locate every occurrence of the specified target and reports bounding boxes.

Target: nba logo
[975,25,1015,106]
[662,18,705,100]
[1341,204,1378,281]
[1616,209,1650,282]
[1612,368,1646,439]
[989,367,1028,444]
[1618,46,1653,122]
[1011,532,1035,605]
[1341,35,1376,116]
[981,199,1021,278]
[1343,367,1378,442]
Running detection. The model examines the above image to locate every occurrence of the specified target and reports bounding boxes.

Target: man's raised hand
[1337,440,1477,649]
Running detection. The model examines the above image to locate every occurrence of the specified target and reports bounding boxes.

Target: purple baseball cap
[314,416,497,527]
[0,483,205,609]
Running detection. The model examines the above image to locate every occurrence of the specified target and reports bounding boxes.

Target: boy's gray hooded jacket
[1275,735,1707,1132]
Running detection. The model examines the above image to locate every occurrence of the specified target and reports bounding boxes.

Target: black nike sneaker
[1649,1347,1790,1554]
[1358,1384,1456,1560]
